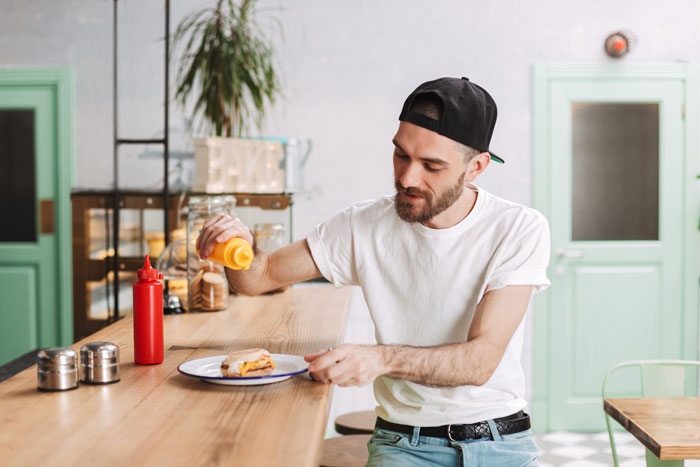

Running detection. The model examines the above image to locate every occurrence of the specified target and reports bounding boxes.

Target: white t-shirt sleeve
[306,206,359,287]
[486,210,551,294]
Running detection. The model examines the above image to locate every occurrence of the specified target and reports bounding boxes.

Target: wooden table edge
[603,398,663,458]
[604,397,700,460]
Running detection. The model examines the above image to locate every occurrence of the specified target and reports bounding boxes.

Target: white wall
[2,0,699,239]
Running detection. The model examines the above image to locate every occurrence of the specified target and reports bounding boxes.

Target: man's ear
[466,152,491,182]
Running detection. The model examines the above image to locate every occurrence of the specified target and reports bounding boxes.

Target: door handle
[39,199,54,234]
[555,248,583,259]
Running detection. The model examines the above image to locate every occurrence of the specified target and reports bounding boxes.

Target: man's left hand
[304,344,387,387]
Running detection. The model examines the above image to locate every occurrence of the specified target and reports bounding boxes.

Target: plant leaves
[172,0,281,136]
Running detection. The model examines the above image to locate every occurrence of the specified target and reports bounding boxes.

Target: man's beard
[394,172,466,223]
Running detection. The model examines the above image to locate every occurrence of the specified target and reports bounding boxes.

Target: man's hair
[409,94,480,162]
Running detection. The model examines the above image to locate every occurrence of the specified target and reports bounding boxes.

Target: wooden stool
[320,434,372,467]
[334,410,376,435]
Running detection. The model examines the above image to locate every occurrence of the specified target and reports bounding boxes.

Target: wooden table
[604,397,700,464]
[0,285,352,467]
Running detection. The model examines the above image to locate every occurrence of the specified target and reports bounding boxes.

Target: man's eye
[395,152,408,160]
[424,165,441,172]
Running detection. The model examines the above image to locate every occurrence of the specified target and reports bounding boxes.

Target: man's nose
[398,161,422,188]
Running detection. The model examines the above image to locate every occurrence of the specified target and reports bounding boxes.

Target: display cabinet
[71,190,292,340]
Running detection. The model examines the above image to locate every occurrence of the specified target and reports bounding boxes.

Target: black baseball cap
[398,77,504,164]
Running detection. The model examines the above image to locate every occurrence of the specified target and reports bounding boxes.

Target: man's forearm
[308,287,530,388]
[224,239,322,295]
[225,253,270,296]
[379,339,501,387]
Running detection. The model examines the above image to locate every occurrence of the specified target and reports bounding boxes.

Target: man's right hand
[195,213,255,260]
[196,214,321,295]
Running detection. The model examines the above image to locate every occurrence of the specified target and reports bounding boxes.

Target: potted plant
[173,0,282,192]
[173,0,281,137]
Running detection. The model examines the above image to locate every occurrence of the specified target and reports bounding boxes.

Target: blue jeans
[366,423,539,467]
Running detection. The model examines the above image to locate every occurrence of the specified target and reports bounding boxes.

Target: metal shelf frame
[104,2,298,325]
[110,0,171,323]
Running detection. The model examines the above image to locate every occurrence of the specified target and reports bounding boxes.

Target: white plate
[178,354,308,386]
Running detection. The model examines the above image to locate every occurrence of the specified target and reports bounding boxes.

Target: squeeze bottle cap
[137,255,162,281]
[233,245,254,269]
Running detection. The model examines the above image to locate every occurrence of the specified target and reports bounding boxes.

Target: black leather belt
[375,411,530,442]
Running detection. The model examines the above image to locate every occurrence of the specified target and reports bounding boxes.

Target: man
[197,77,550,466]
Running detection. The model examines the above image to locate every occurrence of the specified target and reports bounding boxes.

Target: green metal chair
[602,360,700,467]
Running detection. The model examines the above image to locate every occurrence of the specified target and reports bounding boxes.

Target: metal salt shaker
[37,347,79,391]
[80,342,120,384]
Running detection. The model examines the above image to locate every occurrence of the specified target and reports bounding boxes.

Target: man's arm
[306,285,532,387]
[196,214,321,295]
[226,239,321,295]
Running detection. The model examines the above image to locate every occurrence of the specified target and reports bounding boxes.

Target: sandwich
[220,348,275,377]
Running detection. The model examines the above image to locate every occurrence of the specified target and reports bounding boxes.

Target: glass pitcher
[283,138,312,193]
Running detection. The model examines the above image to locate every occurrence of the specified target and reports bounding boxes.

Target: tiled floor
[536,431,700,466]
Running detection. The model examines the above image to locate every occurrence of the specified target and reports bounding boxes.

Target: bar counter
[0,285,352,466]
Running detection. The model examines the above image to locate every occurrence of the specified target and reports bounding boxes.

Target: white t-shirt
[306,184,550,426]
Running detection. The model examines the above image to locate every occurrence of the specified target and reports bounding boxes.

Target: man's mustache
[395,180,429,199]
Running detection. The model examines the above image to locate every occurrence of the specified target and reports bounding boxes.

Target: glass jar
[253,223,287,253]
[186,196,235,312]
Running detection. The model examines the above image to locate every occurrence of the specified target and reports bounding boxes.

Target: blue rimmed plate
[178,354,308,386]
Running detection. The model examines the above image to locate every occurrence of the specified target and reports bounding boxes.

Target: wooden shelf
[71,190,292,210]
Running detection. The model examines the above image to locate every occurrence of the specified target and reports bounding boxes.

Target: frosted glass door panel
[571,103,659,241]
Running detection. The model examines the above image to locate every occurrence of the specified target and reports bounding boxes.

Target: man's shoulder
[479,188,548,230]
[319,196,397,232]
[344,196,396,219]
[350,195,394,209]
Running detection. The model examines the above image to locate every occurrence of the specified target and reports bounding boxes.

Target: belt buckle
[447,424,468,442]
[447,424,457,442]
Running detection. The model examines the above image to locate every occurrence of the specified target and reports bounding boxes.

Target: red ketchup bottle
[133,255,164,364]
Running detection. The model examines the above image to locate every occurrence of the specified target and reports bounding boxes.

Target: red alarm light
[605,31,634,58]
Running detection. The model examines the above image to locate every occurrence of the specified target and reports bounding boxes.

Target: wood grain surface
[0,285,352,467]
[604,397,700,460]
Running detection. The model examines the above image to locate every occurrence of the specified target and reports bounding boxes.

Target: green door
[0,68,74,366]
[532,65,700,432]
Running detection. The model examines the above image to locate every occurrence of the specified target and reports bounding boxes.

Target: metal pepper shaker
[80,342,120,384]
[37,347,79,391]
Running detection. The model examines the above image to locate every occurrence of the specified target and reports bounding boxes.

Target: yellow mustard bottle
[199,237,254,270]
